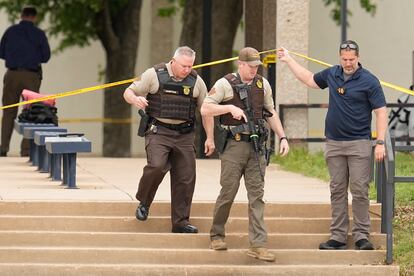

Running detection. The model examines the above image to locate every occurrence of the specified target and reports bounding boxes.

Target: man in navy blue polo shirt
[277,41,387,251]
[0,6,50,157]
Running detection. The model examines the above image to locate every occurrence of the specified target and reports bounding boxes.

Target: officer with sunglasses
[277,40,387,251]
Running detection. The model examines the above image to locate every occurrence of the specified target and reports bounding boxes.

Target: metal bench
[14,119,55,135]
[34,131,68,173]
[14,119,55,159]
[23,126,65,166]
[45,134,92,189]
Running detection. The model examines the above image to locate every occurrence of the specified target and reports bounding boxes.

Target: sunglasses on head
[340,43,358,50]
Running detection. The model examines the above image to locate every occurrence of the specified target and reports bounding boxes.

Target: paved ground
[0,156,330,202]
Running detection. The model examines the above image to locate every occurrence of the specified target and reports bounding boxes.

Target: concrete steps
[0,231,386,249]
[0,216,382,233]
[0,247,387,265]
[0,264,399,276]
[0,201,382,217]
[0,201,398,275]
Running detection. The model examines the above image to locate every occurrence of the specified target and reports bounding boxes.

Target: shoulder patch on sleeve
[208,87,216,96]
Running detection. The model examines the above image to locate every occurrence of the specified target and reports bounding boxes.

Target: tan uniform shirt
[128,61,207,124]
[203,73,274,111]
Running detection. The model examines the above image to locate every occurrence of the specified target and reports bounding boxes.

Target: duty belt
[154,119,193,131]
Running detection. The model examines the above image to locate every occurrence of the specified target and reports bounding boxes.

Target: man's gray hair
[173,46,196,59]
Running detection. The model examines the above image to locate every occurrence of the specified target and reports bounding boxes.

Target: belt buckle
[234,133,241,141]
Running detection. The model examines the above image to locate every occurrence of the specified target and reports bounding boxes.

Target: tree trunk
[210,0,243,84]
[179,0,203,66]
[97,0,142,157]
[179,0,242,84]
[179,0,243,158]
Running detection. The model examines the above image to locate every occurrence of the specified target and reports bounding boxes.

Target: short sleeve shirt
[204,73,274,111]
[313,64,386,140]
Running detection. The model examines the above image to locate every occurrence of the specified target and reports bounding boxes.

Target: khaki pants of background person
[325,139,373,243]
[136,126,196,229]
[210,139,267,247]
[1,70,41,155]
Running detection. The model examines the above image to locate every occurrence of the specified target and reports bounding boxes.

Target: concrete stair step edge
[0,263,399,276]
[0,248,387,265]
[0,201,382,218]
[0,231,387,249]
[0,216,382,233]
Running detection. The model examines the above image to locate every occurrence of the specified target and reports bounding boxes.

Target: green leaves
[0,0,135,52]
[322,0,376,26]
[157,0,185,18]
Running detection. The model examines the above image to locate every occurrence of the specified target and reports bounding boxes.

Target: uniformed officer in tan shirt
[201,47,289,261]
[124,46,214,234]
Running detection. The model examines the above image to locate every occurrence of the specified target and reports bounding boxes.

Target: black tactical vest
[146,63,197,121]
[220,73,265,126]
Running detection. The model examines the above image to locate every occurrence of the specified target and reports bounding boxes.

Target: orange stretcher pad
[21,89,56,108]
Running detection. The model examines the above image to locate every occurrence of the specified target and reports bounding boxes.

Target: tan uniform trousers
[210,139,267,247]
[136,126,196,228]
[324,139,373,243]
[1,70,41,155]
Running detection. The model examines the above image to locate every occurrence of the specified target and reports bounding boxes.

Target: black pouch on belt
[137,110,151,137]
[216,126,229,154]
[178,122,194,134]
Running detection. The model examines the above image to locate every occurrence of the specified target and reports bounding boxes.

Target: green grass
[272,147,414,275]
[271,147,330,181]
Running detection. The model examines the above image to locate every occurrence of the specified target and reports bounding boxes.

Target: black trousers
[1,70,41,155]
[136,126,196,228]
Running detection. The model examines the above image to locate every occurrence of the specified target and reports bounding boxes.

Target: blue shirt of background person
[314,64,386,141]
[0,10,50,71]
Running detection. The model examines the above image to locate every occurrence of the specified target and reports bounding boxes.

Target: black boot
[355,239,374,250]
[319,239,347,250]
[172,224,198,233]
[135,203,149,221]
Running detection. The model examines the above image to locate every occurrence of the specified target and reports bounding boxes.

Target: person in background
[0,6,50,157]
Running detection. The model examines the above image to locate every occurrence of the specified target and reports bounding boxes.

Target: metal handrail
[376,130,414,264]
[384,131,395,265]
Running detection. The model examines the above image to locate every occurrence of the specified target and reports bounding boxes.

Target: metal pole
[340,0,347,42]
[412,50,414,86]
[375,160,383,204]
[386,171,395,264]
[268,62,276,152]
[380,161,386,233]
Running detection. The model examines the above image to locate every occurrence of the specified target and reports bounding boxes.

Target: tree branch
[97,0,120,53]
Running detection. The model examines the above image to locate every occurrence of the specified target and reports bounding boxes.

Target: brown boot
[210,239,227,250]
[247,247,275,262]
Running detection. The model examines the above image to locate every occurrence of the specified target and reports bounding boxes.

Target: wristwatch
[376,139,385,145]
[280,136,288,143]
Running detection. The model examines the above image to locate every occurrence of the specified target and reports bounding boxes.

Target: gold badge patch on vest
[183,86,191,95]
[234,133,241,141]
[337,87,345,95]
[256,79,263,89]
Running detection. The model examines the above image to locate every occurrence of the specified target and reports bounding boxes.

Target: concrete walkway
[0,157,330,202]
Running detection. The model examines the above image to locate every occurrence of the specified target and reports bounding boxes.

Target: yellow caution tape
[289,51,333,67]
[379,80,414,96]
[0,49,279,111]
[262,54,276,67]
[192,48,278,69]
[0,78,137,110]
[1,47,413,112]
[289,51,414,97]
